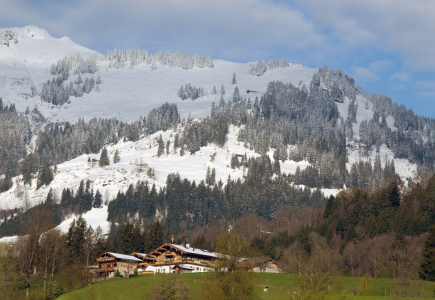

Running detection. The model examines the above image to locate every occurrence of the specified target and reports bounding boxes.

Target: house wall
[145,263,213,273]
[117,261,138,277]
[252,263,281,273]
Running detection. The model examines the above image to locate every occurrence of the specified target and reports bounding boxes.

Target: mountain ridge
[0,25,432,239]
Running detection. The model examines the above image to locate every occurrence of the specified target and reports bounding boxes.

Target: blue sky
[2,0,435,118]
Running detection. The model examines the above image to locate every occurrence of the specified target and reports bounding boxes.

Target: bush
[151,277,190,300]
[50,280,63,298]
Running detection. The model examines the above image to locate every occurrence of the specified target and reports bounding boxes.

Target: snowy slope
[0,26,420,237]
[0,124,313,211]
[0,26,315,124]
[0,26,98,113]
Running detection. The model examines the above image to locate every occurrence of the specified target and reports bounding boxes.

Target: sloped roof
[168,243,217,258]
[106,252,143,262]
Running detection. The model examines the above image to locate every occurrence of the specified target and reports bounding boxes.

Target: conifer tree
[220,84,225,96]
[157,135,164,157]
[273,158,281,175]
[232,72,237,84]
[150,222,164,250]
[180,142,185,156]
[99,148,110,166]
[419,225,435,281]
[93,189,102,208]
[113,149,120,163]
[166,140,170,155]
[206,166,211,184]
[37,164,54,189]
[112,235,119,253]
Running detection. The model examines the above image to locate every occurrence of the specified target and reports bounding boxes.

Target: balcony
[96,267,115,273]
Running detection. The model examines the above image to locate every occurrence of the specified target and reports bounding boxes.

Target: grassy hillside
[58,273,435,300]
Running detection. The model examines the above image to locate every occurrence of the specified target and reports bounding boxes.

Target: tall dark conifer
[419,225,435,281]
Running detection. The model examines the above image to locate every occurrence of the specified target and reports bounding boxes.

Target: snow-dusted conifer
[113,149,120,163]
[157,135,164,157]
[232,72,237,84]
[220,85,225,96]
[99,148,110,166]
[233,86,241,103]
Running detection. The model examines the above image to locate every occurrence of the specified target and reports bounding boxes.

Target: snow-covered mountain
[0,26,426,237]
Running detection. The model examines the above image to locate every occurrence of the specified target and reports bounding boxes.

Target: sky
[1,0,435,118]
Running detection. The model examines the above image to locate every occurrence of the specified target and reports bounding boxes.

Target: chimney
[186,242,190,248]
[171,235,175,243]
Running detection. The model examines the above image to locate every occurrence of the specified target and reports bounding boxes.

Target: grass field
[58,272,435,300]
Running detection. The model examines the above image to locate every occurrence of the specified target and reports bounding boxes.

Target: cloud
[369,60,394,72]
[294,0,435,70]
[415,91,435,97]
[353,67,379,82]
[353,59,394,82]
[390,73,409,82]
[0,0,327,62]
[414,81,435,89]
[392,83,407,91]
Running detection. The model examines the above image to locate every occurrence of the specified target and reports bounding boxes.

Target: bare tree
[40,228,64,296]
[15,207,55,297]
[83,226,96,284]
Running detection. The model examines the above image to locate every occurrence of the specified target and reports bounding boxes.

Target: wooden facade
[236,258,281,273]
[143,243,216,274]
[95,252,142,279]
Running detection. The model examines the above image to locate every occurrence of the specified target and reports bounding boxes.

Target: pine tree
[112,235,119,253]
[150,222,164,250]
[37,164,54,189]
[93,189,102,208]
[419,225,435,281]
[166,140,170,155]
[45,188,54,207]
[220,84,225,96]
[113,149,120,163]
[99,148,110,166]
[232,72,237,84]
[157,135,164,157]
[273,158,281,175]
[180,142,185,156]
[206,166,211,184]
[233,86,241,103]
[210,168,216,185]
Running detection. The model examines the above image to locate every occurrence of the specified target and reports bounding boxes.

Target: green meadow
[58,272,435,300]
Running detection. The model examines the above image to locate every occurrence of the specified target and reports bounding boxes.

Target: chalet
[95,252,143,279]
[142,243,217,274]
[130,252,155,274]
[235,258,281,273]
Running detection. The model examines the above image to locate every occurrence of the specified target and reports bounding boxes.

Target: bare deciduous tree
[16,207,55,297]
